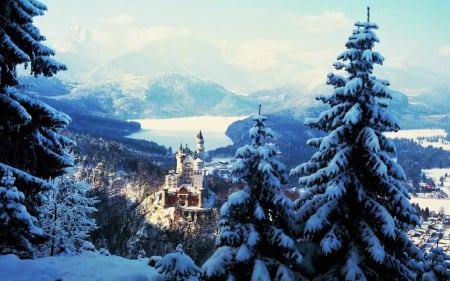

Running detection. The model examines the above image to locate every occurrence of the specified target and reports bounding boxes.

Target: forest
[1,1,450,281]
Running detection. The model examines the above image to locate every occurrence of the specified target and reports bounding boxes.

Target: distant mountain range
[19,73,450,130]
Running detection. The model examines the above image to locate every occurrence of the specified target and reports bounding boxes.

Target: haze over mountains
[16,26,448,132]
[48,27,449,96]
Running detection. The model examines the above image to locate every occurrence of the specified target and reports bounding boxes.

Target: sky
[34,0,450,94]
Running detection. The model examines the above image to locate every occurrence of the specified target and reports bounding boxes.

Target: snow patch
[0,252,159,281]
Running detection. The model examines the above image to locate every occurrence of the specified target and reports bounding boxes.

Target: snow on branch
[0,162,51,190]
[360,127,380,153]
[344,78,362,96]
[304,200,337,233]
[8,87,71,128]
[342,248,366,281]
[320,224,342,254]
[0,33,30,63]
[200,246,233,279]
[343,103,362,125]
[363,197,396,238]
[327,73,348,87]
[359,220,385,263]
[0,92,32,126]
[251,259,270,281]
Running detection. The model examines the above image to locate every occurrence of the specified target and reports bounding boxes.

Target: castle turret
[198,186,205,208]
[196,130,205,159]
[175,143,184,175]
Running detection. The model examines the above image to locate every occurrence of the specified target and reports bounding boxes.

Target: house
[160,131,209,208]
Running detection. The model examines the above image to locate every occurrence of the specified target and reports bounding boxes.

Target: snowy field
[384,128,450,151]
[410,197,449,214]
[384,129,450,213]
[422,168,450,194]
[410,168,450,214]
[128,116,247,150]
[0,252,160,281]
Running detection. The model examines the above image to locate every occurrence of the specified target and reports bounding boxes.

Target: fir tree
[422,246,450,281]
[35,174,98,257]
[0,170,42,257]
[291,8,423,280]
[0,0,71,257]
[201,111,303,281]
[156,244,200,281]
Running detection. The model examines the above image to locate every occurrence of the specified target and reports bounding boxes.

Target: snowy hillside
[385,129,450,151]
[0,252,160,281]
[386,130,450,213]
[411,167,450,214]
[21,74,450,130]
[27,74,257,119]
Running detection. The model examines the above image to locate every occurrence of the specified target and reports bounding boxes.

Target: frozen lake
[127,116,247,150]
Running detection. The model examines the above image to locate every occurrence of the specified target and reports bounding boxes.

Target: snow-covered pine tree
[35,175,98,257]
[291,8,423,281]
[201,111,303,281]
[422,246,450,281]
[0,0,66,86]
[0,0,71,257]
[0,170,42,257]
[155,244,200,281]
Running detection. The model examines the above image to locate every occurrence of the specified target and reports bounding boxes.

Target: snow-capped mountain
[49,30,315,94]
[21,74,257,119]
[20,72,449,130]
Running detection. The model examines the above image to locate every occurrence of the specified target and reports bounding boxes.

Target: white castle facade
[161,131,210,208]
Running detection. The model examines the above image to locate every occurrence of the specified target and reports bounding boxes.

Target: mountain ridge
[19,73,450,130]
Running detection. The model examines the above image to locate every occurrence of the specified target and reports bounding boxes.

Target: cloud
[438,45,450,56]
[289,11,352,33]
[77,25,189,58]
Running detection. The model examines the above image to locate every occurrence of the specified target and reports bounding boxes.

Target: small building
[160,131,210,209]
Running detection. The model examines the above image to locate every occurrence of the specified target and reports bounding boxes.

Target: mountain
[21,74,257,119]
[20,72,450,130]
[91,37,249,93]
[409,86,450,114]
[51,31,314,94]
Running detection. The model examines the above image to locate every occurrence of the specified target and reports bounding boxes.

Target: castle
[160,131,210,208]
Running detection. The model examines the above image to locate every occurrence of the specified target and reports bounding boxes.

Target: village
[142,131,450,257]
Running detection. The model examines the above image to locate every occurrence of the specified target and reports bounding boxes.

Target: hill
[19,74,450,131]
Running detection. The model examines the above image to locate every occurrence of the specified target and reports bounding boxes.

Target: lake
[127,116,247,150]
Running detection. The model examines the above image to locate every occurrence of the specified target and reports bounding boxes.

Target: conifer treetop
[291,9,423,280]
[0,0,67,87]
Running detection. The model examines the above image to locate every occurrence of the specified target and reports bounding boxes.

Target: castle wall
[162,130,209,209]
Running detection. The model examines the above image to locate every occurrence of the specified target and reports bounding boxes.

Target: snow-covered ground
[422,168,450,195]
[128,116,247,150]
[413,168,450,213]
[410,197,449,214]
[410,168,450,214]
[383,130,450,213]
[0,252,160,281]
[384,128,450,151]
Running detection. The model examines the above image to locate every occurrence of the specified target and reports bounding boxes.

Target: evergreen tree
[201,112,303,280]
[422,247,450,281]
[0,170,42,257]
[156,244,200,281]
[0,0,71,257]
[35,174,98,257]
[291,8,423,280]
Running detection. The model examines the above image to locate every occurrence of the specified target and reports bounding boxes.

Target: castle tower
[162,186,168,208]
[196,130,205,159]
[175,143,184,175]
[198,186,205,208]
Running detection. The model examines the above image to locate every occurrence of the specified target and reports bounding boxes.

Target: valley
[22,73,450,261]
[127,115,246,150]
[3,3,450,279]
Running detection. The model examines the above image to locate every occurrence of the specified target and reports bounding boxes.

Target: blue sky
[35,0,450,94]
